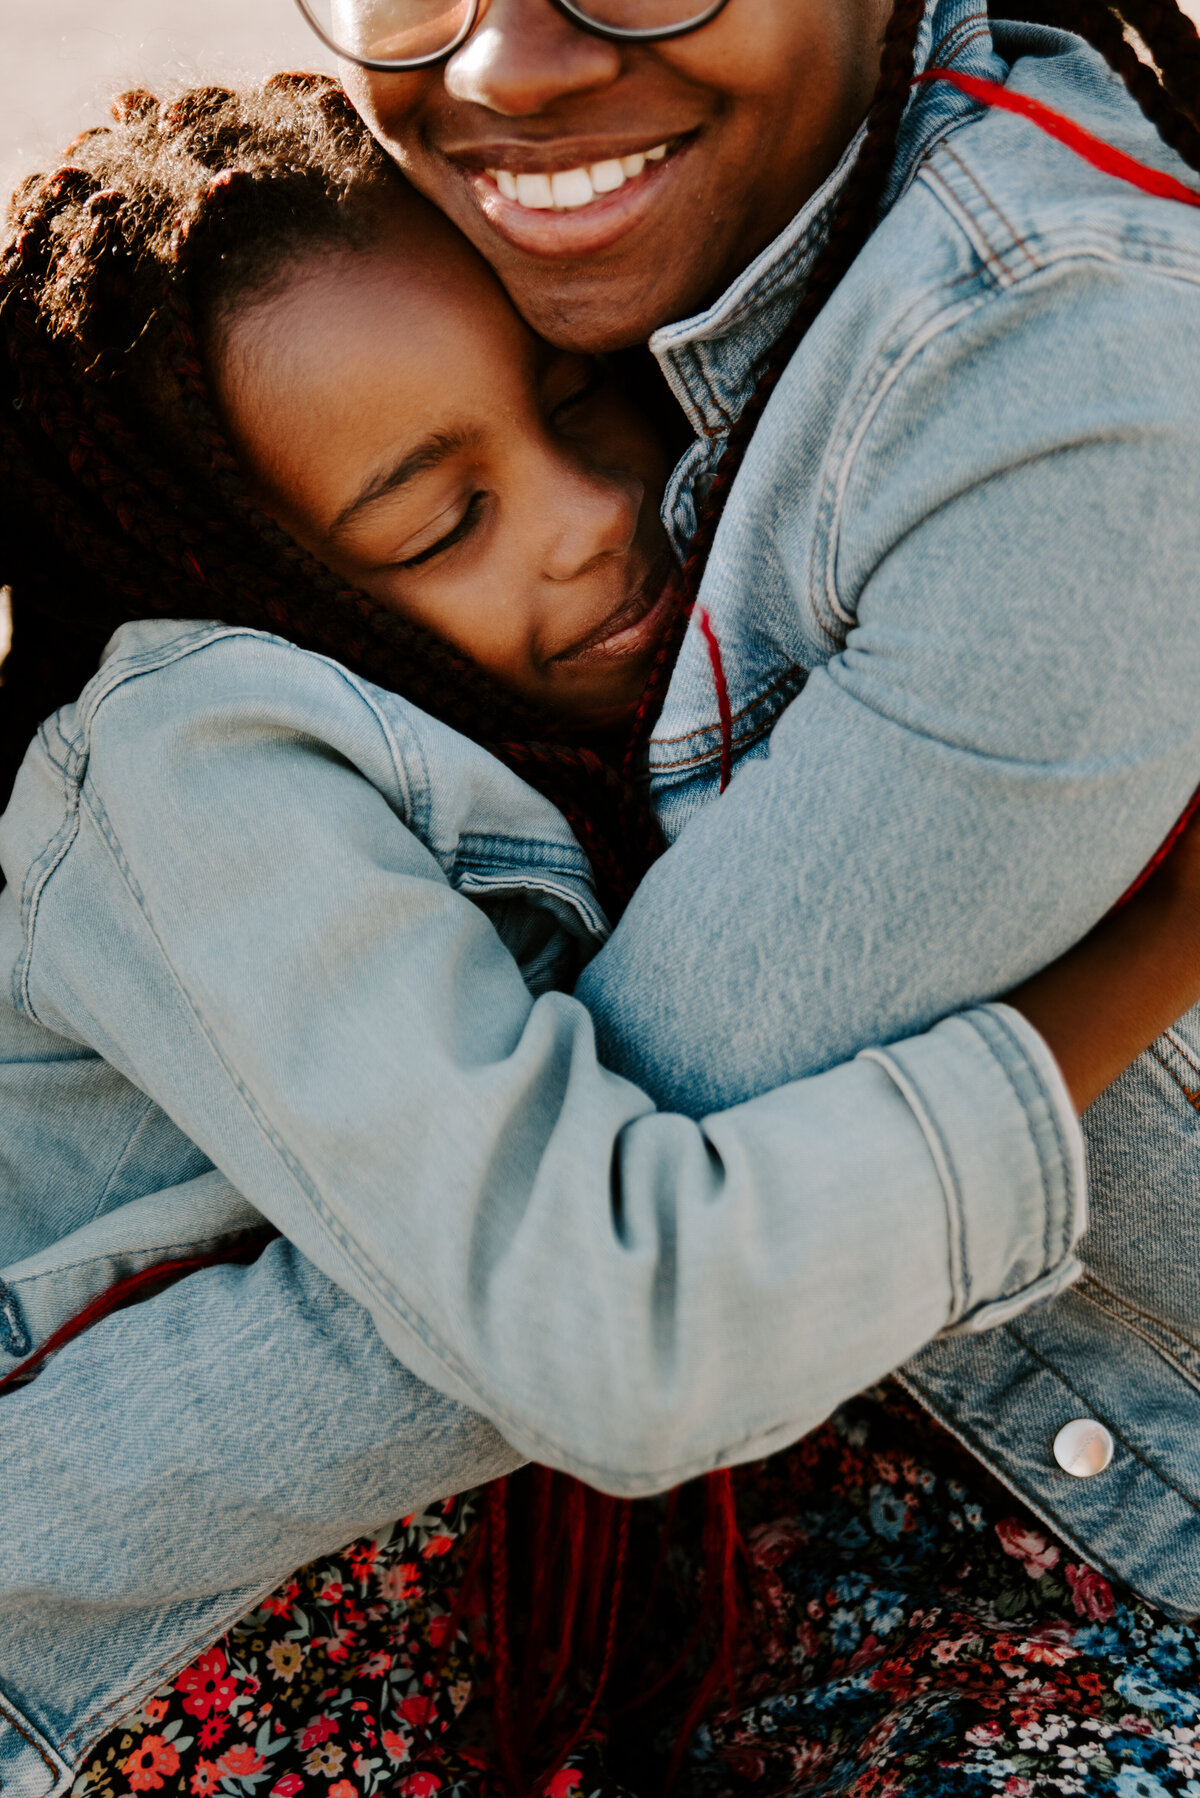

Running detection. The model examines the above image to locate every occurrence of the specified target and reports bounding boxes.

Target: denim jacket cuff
[860,1002,1087,1334]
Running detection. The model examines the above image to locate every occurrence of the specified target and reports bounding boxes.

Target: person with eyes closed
[9,0,1200,1785]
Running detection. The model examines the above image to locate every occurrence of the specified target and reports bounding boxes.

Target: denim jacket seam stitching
[79,625,433,842]
[859,1045,970,1319]
[937,142,1043,278]
[931,13,989,62]
[919,161,1033,289]
[893,1364,1141,1601]
[1149,1039,1200,1106]
[7,1224,266,1291]
[812,268,997,633]
[647,708,781,776]
[1074,1274,1200,1383]
[63,1585,290,1752]
[88,1092,164,1224]
[651,665,806,748]
[1003,1319,1200,1518]
[0,1688,66,1788]
[14,765,84,1025]
[1164,1024,1200,1078]
[964,1005,1071,1268]
[67,779,519,1435]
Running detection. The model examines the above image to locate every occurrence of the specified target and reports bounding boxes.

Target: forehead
[220,208,529,400]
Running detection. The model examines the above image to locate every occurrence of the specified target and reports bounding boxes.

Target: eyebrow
[329,427,481,538]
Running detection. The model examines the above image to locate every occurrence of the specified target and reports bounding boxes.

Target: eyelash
[554,367,605,419]
[395,491,487,570]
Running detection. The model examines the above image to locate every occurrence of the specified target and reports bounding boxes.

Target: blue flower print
[868,1484,909,1541]
[1115,1771,1174,1798]
[830,1607,862,1654]
[1117,1668,1200,1723]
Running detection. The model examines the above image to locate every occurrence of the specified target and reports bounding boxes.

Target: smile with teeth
[485,144,669,211]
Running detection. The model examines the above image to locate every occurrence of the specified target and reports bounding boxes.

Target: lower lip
[464,143,689,260]
[565,583,674,667]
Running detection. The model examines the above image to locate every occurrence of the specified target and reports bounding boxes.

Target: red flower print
[377,1563,421,1604]
[298,1716,339,1752]
[346,1542,380,1582]
[270,1777,305,1798]
[141,1697,170,1725]
[219,1744,265,1779]
[1017,1626,1078,1667]
[398,1696,434,1730]
[749,1519,806,1569]
[718,1746,767,1781]
[1065,1562,1115,1622]
[122,1735,182,1791]
[420,1535,454,1559]
[176,1649,237,1720]
[427,1617,452,1651]
[543,1771,582,1798]
[328,1783,357,1798]
[260,1582,301,1620]
[198,1717,230,1751]
[381,1730,410,1765]
[190,1760,221,1797]
[966,1721,1003,1746]
[994,1518,1060,1580]
[400,1777,441,1798]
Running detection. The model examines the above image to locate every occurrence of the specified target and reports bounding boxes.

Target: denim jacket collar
[649,0,1007,552]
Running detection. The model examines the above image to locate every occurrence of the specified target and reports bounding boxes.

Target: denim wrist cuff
[860,1003,1087,1332]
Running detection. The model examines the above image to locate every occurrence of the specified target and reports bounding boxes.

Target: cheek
[346,67,440,168]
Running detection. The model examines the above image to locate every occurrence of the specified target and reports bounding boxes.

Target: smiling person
[5,0,1200,1795]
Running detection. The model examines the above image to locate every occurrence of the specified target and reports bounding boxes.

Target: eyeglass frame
[293,0,734,73]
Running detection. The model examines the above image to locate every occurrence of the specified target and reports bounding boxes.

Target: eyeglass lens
[313,0,718,65]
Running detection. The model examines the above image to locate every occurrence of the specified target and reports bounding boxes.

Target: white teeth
[551,167,595,210]
[485,143,669,211]
[589,158,626,194]
[516,171,555,209]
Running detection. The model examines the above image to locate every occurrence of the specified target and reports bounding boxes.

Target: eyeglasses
[293,0,733,72]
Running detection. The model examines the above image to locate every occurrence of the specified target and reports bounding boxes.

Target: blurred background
[0,0,334,203]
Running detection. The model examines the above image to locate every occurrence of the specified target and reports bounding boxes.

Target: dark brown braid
[4,9,1200,1779]
[0,75,657,914]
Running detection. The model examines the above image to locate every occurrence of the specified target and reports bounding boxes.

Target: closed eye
[551,363,606,424]
[393,491,488,569]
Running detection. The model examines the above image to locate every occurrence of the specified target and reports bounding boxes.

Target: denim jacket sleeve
[0,630,1084,1492]
[578,233,1200,1120]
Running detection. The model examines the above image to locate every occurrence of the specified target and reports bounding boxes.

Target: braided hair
[3,1,1200,1781]
[0,74,659,915]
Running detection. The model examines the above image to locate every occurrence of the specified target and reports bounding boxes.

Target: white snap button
[1053,1418,1115,1478]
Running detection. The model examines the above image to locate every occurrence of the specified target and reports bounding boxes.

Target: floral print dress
[76,1387,1200,1798]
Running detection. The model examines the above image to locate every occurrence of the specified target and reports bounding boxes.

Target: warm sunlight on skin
[211,192,673,725]
[343,0,894,351]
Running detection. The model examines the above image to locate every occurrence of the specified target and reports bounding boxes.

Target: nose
[444,0,622,115]
[540,455,643,585]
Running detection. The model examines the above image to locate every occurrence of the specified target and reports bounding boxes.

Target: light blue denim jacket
[4,1,1200,1787]
[0,619,1081,1797]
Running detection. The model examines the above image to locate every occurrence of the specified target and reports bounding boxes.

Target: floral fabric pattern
[72,1496,500,1798]
[679,1390,1200,1797]
[78,1389,1200,1798]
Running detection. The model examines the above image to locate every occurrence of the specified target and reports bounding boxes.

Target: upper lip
[444,131,692,175]
[550,552,673,663]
